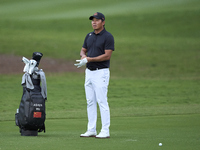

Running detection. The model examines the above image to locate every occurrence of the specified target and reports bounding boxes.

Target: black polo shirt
[82,28,114,69]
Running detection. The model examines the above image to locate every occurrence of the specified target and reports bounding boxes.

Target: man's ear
[102,21,105,26]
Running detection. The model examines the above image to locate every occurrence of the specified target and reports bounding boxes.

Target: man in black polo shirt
[74,12,114,138]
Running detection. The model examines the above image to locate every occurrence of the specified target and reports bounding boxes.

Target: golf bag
[15,52,47,136]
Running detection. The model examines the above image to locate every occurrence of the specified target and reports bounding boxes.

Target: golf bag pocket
[18,88,46,131]
[29,92,46,127]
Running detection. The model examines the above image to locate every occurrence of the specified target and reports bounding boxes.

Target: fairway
[0,115,200,150]
[0,76,200,150]
[0,0,200,150]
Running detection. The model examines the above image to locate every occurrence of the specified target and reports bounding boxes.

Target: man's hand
[74,58,88,68]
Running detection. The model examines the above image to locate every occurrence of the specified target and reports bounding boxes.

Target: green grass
[0,74,200,121]
[1,115,200,150]
[0,75,200,149]
[0,0,200,149]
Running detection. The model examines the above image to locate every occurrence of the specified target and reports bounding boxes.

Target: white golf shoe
[80,131,96,137]
[96,131,110,139]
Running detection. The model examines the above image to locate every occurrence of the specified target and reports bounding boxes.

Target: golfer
[74,12,114,138]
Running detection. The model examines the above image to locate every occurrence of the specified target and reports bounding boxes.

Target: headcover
[28,60,37,74]
[32,52,43,67]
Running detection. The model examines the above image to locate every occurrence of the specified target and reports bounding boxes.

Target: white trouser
[84,68,110,133]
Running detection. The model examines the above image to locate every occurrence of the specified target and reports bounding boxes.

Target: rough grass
[0,0,199,78]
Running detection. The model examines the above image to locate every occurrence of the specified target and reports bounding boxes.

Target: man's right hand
[74,58,88,68]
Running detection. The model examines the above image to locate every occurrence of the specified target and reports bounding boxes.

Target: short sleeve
[105,34,114,51]
[82,34,89,49]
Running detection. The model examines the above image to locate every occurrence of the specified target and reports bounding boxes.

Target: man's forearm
[87,54,109,62]
[80,47,87,59]
[80,51,86,57]
[87,50,113,62]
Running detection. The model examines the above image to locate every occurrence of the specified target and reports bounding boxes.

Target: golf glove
[74,58,88,68]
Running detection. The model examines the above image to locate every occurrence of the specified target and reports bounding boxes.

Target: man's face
[91,18,105,30]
